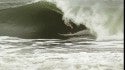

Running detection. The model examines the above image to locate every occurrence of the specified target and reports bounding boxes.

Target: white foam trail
[47,0,123,40]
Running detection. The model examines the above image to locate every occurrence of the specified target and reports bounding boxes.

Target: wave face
[47,0,123,40]
[0,0,123,40]
[0,1,83,39]
[0,0,87,39]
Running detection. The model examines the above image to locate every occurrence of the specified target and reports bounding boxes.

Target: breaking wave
[0,0,123,40]
[49,0,123,40]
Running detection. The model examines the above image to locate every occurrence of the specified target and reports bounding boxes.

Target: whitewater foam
[0,36,123,70]
[0,1,123,70]
[46,0,123,40]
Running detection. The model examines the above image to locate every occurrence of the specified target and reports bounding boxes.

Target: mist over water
[0,0,124,70]
[47,0,123,40]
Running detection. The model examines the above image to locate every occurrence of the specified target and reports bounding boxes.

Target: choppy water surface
[0,36,123,70]
[0,0,124,70]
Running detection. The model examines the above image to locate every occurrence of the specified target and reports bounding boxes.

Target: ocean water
[0,0,124,70]
[0,36,123,70]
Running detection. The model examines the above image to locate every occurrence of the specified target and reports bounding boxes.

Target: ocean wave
[0,1,87,39]
[0,0,123,40]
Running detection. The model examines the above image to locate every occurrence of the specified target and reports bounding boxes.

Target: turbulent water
[0,36,123,70]
[50,0,123,40]
[0,0,124,70]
